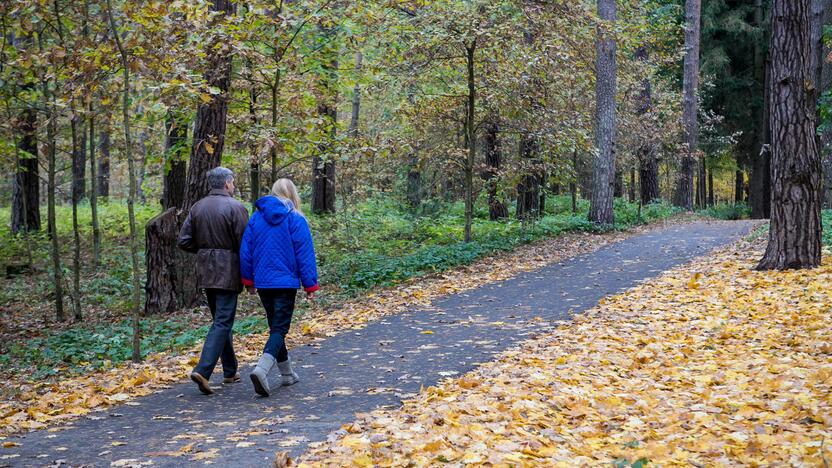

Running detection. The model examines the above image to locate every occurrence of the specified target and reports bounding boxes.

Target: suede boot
[277,359,299,386]
[250,354,276,397]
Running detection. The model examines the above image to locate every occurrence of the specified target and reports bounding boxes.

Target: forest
[0,0,830,464]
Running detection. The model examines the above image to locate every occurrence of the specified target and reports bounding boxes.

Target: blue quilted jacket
[239,196,319,292]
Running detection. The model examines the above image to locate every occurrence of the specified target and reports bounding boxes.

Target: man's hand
[246,286,257,295]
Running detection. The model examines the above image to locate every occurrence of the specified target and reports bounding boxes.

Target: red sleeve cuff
[304,284,319,293]
[241,278,254,287]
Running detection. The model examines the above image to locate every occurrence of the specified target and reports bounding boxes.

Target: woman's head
[271,178,303,214]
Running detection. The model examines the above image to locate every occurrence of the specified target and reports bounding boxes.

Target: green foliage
[0,314,266,378]
[315,196,677,293]
[822,210,832,246]
[700,202,750,220]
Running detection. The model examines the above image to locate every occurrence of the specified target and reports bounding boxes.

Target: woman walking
[240,178,319,397]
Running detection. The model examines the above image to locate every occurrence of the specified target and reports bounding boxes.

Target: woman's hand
[306,291,316,301]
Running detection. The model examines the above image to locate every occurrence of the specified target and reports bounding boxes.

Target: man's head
[207,167,235,195]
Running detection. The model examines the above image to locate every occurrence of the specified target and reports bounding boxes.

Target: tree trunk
[184,0,236,209]
[629,168,636,203]
[589,0,617,225]
[41,56,64,322]
[463,42,476,242]
[707,165,714,206]
[72,120,87,204]
[516,136,541,219]
[735,169,745,203]
[312,40,338,215]
[639,157,660,205]
[571,150,579,214]
[758,0,823,270]
[312,102,337,214]
[613,169,624,198]
[751,58,773,218]
[673,0,701,210]
[89,102,101,267]
[147,0,234,315]
[107,0,143,361]
[406,152,421,209]
[11,100,40,233]
[98,115,111,199]
[482,120,507,220]
[696,157,706,208]
[161,110,188,210]
[349,51,362,137]
[70,111,84,320]
[811,0,832,207]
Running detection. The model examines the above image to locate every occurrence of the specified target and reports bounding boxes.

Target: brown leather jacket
[178,189,250,291]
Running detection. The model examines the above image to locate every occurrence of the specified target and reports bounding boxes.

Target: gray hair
[207,167,233,189]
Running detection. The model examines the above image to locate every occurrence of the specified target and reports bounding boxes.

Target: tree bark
[312,37,337,215]
[735,169,745,203]
[482,120,507,220]
[673,0,701,210]
[11,99,40,233]
[640,156,660,205]
[406,152,421,209]
[628,168,636,203]
[516,136,541,219]
[463,41,476,242]
[161,110,187,210]
[312,102,337,214]
[147,0,234,315]
[98,115,111,199]
[751,58,773,218]
[88,102,101,267]
[758,0,823,270]
[184,0,236,210]
[589,0,617,225]
[349,51,362,137]
[707,165,714,206]
[107,0,143,361]
[70,111,84,320]
[41,50,64,322]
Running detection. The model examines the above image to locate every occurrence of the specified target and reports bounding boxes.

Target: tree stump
[144,208,200,314]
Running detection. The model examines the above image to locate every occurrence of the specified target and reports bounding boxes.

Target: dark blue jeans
[193,289,238,380]
[258,289,297,362]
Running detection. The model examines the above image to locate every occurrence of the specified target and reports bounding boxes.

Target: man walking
[178,167,249,394]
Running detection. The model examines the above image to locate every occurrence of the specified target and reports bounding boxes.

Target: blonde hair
[271,178,303,215]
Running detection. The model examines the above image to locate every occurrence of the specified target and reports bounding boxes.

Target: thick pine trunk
[758,0,823,270]
[482,120,507,220]
[589,0,617,225]
[11,104,40,233]
[673,0,701,210]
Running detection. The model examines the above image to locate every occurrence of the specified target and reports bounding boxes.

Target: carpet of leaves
[298,242,832,466]
[0,221,670,437]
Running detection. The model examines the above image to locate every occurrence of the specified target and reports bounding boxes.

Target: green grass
[699,202,751,220]
[0,195,677,379]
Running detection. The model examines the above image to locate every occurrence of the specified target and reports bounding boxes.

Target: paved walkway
[3,221,755,467]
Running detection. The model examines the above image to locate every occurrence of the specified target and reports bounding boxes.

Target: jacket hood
[255,196,293,225]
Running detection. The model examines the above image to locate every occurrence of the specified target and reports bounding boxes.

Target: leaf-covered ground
[1,221,675,437]
[299,239,832,466]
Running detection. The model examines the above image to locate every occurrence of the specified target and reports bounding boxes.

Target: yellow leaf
[2,442,20,448]
[420,330,434,335]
